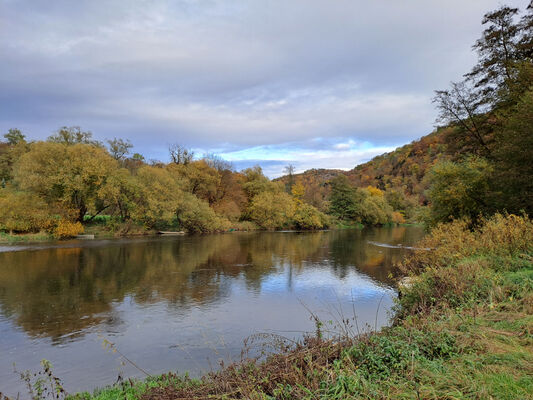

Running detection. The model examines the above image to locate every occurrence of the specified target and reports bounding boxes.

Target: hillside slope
[277,128,451,211]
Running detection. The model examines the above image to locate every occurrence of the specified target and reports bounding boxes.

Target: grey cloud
[1,0,529,171]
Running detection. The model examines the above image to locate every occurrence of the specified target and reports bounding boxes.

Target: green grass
[0,231,53,243]
[68,374,200,400]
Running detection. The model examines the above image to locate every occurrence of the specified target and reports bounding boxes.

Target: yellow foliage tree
[13,142,118,221]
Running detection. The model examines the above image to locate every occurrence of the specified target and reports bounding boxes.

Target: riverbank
[0,220,416,245]
[30,213,523,399]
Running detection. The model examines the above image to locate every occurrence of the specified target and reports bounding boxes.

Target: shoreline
[0,221,418,245]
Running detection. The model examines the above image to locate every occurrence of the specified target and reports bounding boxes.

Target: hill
[277,127,452,212]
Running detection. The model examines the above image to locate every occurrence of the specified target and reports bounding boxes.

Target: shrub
[54,220,84,238]
[399,258,496,314]
[248,191,295,230]
[176,193,229,233]
[398,213,533,314]
[293,203,329,230]
[401,214,532,274]
[0,190,54,232]
[391,211,406,224]
[345,327,458,380]
[479,213,533,257]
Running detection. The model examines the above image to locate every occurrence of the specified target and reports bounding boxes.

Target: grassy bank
[11,214,533,400]
[0,218,405,244]
[0,231,54,243]
[0,218,263,244]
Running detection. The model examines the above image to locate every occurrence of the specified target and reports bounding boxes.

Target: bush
[176,193,229,233]
[479,213,533,257]
[0,190,54,232]
[345,327,458,380]
[399,258,496,314]
[391,211,406,224]
[248,191,295,230]
[293,203,330,230]
[398,213,533,314]
[401,214,532,274]
[54,220,84,238]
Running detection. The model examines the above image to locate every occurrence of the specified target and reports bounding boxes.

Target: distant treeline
[0,127,408,237]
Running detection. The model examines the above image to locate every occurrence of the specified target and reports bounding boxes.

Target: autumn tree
[284,164,296,192]
[13,142,118,221]
[0,189,54,232]
[204,153,232,172]
[4,128,26,145]
[1,129,30,183]
[167,160,221,204]
[107,138,133,160]
[426,157,492,224]
[169,144,194,165]
[248,191,295,230]
[48,126,101,146]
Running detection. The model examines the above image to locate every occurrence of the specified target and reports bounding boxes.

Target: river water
[0,227,424,397]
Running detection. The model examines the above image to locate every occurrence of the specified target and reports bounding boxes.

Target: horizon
[1,0,529,177]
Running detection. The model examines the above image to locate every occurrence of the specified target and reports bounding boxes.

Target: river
[0,226,424,397]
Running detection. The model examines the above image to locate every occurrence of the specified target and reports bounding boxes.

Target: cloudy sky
[0,0,529,176]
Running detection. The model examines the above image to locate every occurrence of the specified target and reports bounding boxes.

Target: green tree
[359,190,393,225]
[98,168,143,220]
[466,6,521,103]
[3,128,26,145]
[284,164,296,193]
[133,165,183,228]
[48,126,101,146]
[328,175,361,221]
[293,202,329,230]
[426,157,492,224]
[107,138,133,160]
[492,88,533,214]
[241,166,275,200]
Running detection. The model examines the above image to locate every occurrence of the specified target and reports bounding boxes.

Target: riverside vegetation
[0,135,327,239]
[0,129,409,241]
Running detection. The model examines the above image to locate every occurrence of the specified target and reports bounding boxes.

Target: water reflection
[0,227,424,396]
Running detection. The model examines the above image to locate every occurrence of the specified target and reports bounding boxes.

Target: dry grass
[142,336,347,400]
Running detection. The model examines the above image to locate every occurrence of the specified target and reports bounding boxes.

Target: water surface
[0,227,424,397]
